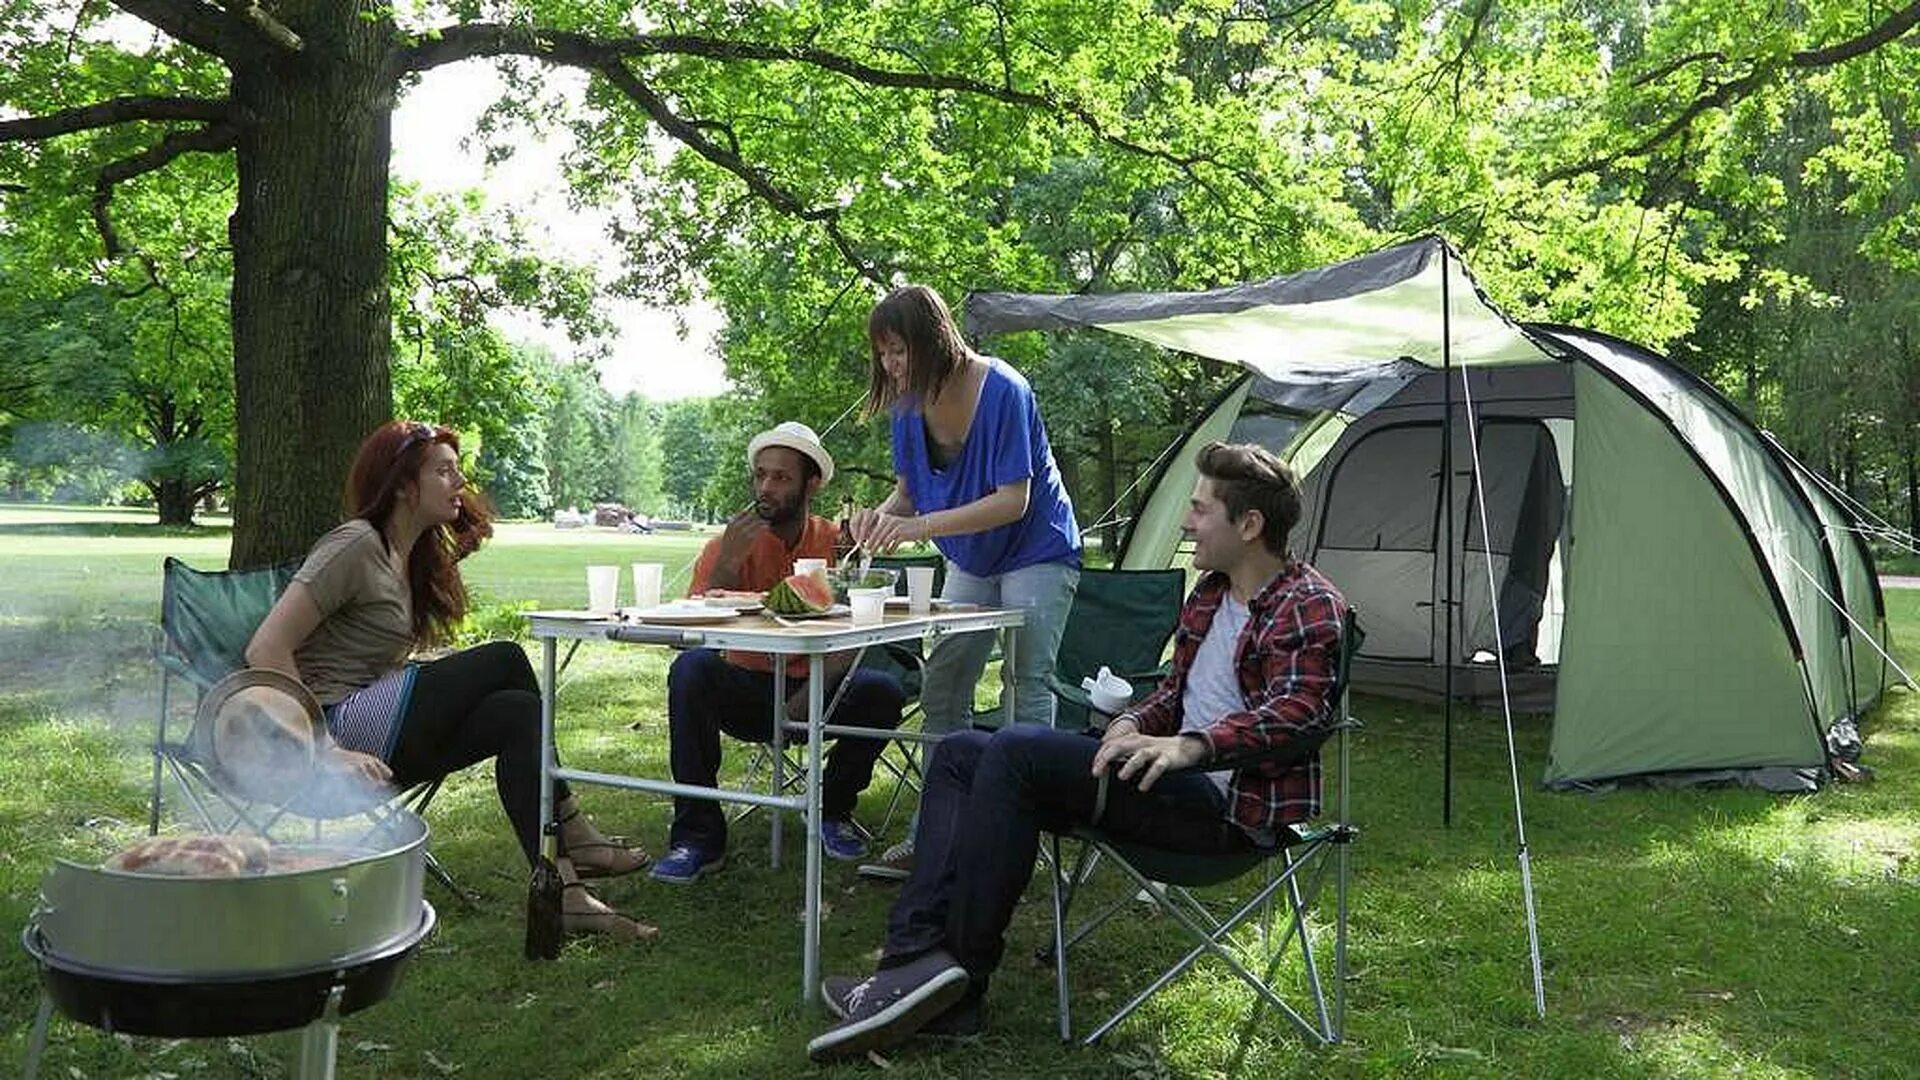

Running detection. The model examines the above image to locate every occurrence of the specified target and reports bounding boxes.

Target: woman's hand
[851,509,922,553]
[323,746,393,787]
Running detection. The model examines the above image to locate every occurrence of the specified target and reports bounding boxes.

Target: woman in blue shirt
[853,284,1081,742]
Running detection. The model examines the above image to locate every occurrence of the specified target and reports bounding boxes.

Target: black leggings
[387,640,569,865]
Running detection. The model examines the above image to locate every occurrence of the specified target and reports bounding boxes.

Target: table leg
[804,651,825,1004]
[1003,621,1019,726]
[771,663,787,870]
[539,637,558,862]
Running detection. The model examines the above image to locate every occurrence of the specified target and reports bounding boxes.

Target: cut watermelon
[765,569,834,614]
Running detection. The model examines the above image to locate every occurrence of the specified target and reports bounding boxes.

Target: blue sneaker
[648,844,724,884]
[820,818,868,861]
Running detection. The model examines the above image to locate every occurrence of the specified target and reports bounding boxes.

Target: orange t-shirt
[689,515,838,676]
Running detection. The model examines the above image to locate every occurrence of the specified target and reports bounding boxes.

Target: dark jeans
[666,647,904,853]
[389,640,570,866]
[882,726,1253,989]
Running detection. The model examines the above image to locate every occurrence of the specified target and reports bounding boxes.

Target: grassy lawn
[3,503,1918,1078]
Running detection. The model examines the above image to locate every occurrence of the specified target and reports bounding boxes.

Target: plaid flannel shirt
[1122,561,1347,835]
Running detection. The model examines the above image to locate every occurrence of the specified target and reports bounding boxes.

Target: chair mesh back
[1053,568,1187,729]
[161,556,302,688]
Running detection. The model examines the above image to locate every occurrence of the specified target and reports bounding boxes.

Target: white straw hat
[746,421,834,486]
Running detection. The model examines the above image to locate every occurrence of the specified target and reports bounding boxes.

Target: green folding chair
[152,556,468,902]
[1045,609,1363,1046]
[1040,567,1186,732]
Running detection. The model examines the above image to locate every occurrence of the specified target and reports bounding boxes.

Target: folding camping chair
[963,566,1187,733]
[151,556,469,903]
[1044,609,1363,1046]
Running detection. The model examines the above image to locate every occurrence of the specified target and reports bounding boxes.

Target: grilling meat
[107,834,270,876]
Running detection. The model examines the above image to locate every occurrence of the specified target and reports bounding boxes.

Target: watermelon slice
[765,568,834,615]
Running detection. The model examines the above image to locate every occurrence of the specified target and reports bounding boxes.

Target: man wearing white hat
[653,421,905,883]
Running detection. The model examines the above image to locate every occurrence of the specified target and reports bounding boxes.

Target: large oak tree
[2,0,1253,565]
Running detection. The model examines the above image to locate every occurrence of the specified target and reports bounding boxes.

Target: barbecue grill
[21,810,436,1080]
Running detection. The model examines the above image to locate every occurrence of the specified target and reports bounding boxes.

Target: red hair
[342,420,495,646]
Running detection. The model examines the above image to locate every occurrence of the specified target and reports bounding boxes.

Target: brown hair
[864,284,971,415]
[342,420,495,646]
[1195,441,1301,556]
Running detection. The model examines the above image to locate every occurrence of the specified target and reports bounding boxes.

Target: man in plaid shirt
[810,441,1348,1063]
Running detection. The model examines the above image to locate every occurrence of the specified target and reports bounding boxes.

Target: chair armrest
[1202,718,1361,773]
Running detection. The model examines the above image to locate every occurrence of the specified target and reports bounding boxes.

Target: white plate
[702,595,766,613]
[762,604,852,620]
[525,609,616,622]
[622,604,743,625]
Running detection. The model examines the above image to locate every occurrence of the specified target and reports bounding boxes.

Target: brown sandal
[561,882,658,941]
[557,809,650,878]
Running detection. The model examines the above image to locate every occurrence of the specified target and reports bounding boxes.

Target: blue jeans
[881,726,1252,987]
[666,648,903,854]
[919,559,1079,733]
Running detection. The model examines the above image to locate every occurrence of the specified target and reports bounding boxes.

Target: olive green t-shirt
[293,520,415,705]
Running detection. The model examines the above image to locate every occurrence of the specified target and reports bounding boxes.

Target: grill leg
[296,985,345,1080]
[24,992,53,1080]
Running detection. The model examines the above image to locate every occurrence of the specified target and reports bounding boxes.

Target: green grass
[3,504,1918,1078]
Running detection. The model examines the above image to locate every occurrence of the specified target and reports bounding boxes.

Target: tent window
[1318,423,1441,551]
[1226,397,1310,457]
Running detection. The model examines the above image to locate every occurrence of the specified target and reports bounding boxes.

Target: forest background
[2,0,1916,567]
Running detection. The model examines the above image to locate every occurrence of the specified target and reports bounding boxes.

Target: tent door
[1448,418,1566,669]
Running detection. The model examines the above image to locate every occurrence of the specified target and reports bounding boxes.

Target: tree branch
[587,57,890,284]
[401,26,1261,195]
[92,122,238,256]
[109,0,255,60]
[0,96,231,142]
[1546,1,1920,183]
[216,0,302,53]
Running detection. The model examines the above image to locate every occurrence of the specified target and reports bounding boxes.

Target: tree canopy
[2,0,1917,554]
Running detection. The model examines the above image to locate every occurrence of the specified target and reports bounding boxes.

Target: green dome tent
[965,236,1891,792]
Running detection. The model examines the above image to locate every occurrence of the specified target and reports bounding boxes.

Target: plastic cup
[587,565,619,614]
[905,566,936,614]
[631,562,663,609]
[793,557,827,576]
[849,587,889,627]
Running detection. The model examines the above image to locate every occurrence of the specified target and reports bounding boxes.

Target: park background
[5,1,1920,1076]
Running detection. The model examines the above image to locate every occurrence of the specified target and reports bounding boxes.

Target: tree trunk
[1906,433,1918,539]
[153,478,197,526]
[227,5,396,568]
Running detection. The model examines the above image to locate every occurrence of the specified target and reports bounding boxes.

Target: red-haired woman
[247,420,652,940]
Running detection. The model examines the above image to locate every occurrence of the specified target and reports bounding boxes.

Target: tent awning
[964,236,1554,381]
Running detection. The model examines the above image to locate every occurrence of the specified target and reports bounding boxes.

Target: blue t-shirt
[891,357,1081,577]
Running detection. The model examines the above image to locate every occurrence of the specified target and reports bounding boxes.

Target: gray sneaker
[806,950,969,1062]
[823,974,982,1041]
[856,837,914,881]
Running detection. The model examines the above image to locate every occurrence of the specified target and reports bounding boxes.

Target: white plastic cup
[905,566,936,614]
[849,587,889,627]
[793,557,827,576]
[631,562,663,609]
[587,565,619,614]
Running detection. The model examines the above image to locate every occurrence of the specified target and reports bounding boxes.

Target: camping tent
[965,236,1890,791]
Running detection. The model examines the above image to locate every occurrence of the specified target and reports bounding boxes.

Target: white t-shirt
[1179,591,1250,796]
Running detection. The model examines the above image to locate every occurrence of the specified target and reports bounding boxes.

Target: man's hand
[324,746,393,787]
[1090,731,1206,792]
[717,510,770,562]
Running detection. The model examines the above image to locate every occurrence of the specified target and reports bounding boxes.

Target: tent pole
[1441,250,1456,827]
[1454,323,1550,1020]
